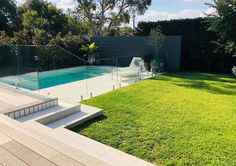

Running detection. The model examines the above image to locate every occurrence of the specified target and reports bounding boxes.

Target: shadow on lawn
[71,115,107,132]
[152,72,236,95]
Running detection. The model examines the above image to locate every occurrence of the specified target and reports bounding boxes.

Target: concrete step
[36,105,81,125]
[5,98,58,119]
[23,121,53,133]
[17,105,65,122]
[0,115,109,166]
[47,104,103,129]
[17,102,81,126]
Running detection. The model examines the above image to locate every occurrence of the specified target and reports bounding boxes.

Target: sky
[16,0,215,23]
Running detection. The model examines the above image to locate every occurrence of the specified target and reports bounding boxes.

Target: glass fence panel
[84,57,117,99]
[17,46,39,90]
[0,45,39,90]
[37,46,86,90]
[36,46,88,102]
[0,45,19,88]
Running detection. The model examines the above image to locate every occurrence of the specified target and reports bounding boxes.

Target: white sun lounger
[111,57,144,81]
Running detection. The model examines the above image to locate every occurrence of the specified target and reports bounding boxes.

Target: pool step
[4,98,58,119]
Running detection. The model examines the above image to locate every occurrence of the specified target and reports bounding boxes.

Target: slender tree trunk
[154,47,158,61]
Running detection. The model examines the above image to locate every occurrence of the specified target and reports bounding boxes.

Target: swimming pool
[0,66,113,90]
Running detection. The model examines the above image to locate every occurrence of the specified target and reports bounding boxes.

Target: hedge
[137,18,235,73]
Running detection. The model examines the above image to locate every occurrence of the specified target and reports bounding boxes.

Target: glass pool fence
[0,44,150,98]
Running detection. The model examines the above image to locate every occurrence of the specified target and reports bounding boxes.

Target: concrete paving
[39,72,151,104]
[0,87,40,113]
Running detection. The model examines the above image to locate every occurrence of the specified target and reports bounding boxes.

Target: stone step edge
[5,98,58,119]
[36,105,81,125]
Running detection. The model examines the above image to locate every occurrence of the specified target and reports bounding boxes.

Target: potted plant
[232,66,236,78]
[150,59,158,74]
[80,42,98,64]
[156,58,165,73]
[150,58,166,74]
[141,54,151,71]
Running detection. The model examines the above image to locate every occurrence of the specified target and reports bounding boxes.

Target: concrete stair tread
[4,98,58,119]
[0,115,109,166]
[47,105,102,129]
[24,121,53,133]
[37,105,81,125]
[17,105,65,122]
[17,101,80,123]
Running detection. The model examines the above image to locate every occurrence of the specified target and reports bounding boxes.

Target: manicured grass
[72,72,236,165]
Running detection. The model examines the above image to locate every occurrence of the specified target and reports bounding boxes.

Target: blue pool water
[0,66,113,90]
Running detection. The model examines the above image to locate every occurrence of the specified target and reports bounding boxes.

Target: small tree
[147,27,165,61]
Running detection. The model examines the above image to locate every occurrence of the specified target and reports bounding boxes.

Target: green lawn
[72,72,236,165]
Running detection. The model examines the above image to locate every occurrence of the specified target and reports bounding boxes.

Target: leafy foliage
[17,0,69,35]
[81,42,98,54]
[48,32,89,57]
[80,42,98,63]
[0,31,13,44]
[0,0,90,56]
[0,0,18,35]
[22,10,49,32]
[75,0,151,36]
[206,0,236,56]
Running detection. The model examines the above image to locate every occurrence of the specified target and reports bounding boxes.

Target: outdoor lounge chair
[111,57,145,81]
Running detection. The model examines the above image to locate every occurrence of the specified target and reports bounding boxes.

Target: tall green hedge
[137,18,235,73]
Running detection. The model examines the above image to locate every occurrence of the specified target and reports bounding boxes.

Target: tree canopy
[18,0,69,35]
[0,0,18,35]
[207,0,236,56]
[75,0,152,36]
